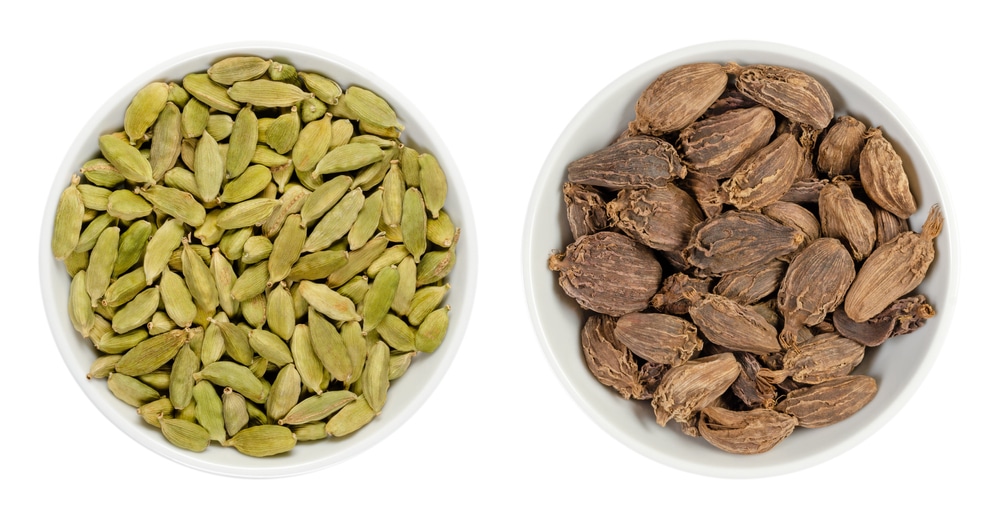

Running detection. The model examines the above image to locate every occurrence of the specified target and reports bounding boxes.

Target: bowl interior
[523,40,955,477]
[39,42,477,477]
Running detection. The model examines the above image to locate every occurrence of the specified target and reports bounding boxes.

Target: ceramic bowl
[523,40,956,477]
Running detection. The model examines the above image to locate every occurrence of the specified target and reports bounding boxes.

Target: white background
[2,1,995,516]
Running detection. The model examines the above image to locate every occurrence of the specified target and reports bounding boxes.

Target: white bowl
[38,42,477,478]
[523,40,957,477]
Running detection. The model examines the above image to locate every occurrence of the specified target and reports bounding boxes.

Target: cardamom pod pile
[549,62,942,454]
[52,55,458,457]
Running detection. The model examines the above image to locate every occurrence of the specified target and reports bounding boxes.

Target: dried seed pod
[697,407,797,454]
[548,232,662,316]
[650,273,712,315]
[650,352,741,427]
[844,205,943,321]
[859,128,917,218]
[817,115,867,177]
[775,375,877,428]
[873,205,910,247]
[607,184,703,252]
[613,313,702,366]
[713,259,786,306]
[761,333,865,384]
[730,351,777,409]
[833,294,935,347]
[562,182,608,240]
[581,315,641,399]
[780,178,828,203]
[678,106,775,178]
[819,177,876,261]
[722,133,802,210]
[636,362,668,400]
[735,64,834,129]
[687,292,781,354]
[629,63,729,136]
[566,136,687,189]
[683,211,805,276]
[776,238,855,347]
[701,87,759,118]
[681,170,723,219]
[761,201,821,245]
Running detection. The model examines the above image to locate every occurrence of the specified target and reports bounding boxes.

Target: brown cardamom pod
[629,63,730,136]
[859,128,917,219]
[581,314,641,399]
[762,333,866,385]
[776,238,855,348]
[819,177,876,261]
[688,292,781,354]
[722,132,803,210]
[761,201,821,245]
[873,205,910,247]
[678,106,775,178]
[562,182,608,240]
[650,273,712,315]
[613,312,702,366]
[844,205,943,321]
[713,259,786,306]
[701,87,759,118]
[731,351,777,409]
[651,352,741,427]
[817,115,867,177]
[735,64,834,129]
[681,170,724,219]
[833,294,935,347]
[607,184,704,252]
[566,135,687,189]
[697,406,797,454]
[775,375,877,428]
[548,231,662,316]
[683,210,805,276]
[636,362,669,400]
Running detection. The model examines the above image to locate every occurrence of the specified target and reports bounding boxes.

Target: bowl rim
[39,40,478,478]
[522,39,959,478]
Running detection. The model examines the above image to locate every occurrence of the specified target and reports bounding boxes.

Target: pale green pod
[227,106,258,178]
[415,306,449,353]
[231,261,270,302]
[363,265,398,332]
[113,220,152,277]
[299,72,342,104]
[78,184,111,211]
[201,317,226,365]
[262,183,310,238]
[325,397,375,437]
[166,82,190,108]
[146,311,176,335]
[265,363,301,422]
[265,283,295,340]
[219,226,254,261]
[364,245,409,278]
[65,249,89,277]
[247,328,293,366]
[107,190,153,221]
[108,373,161,408]
[340,320,367,386]
[291,422,329,441]
[265,106,300,154]
[268,60,297,82]
[292,113,333,172]
[287,250,349,282]
[415,248,456,286]
[375,314,416,352]
[326,234,389,288]
[137,397,174,427]
[194,131,225,203]
[362,341,390,413]
[210,249,239,318]
[193,209,223,246]
[290,324,324,394]
[52,178,85,260]
[222,387,250,436]
[407,284,450,326]
[168,243,210,272]
[295,165,324,191]
[329,118,354,148]
[226,425,296,457]
[218,165,271,204]
[192,379,226,442]
[426,209,457,248]
[252,144,292,168]
[399,146,421,187]
[298,280,361,322]
[298,96,326,123]
[111,287,160,334]
[87,226,120,307]
[159,269,197,328]
[177,400,198,423]
[313,142,383,177]
[87,354,122,379]
[144,219,186,285]
[74,212,115,254]
[271,161,295,193]
[101,269,146,308]
[124,82,169,144]
[208,56,271,85]
[195,361,267,404]
[99,135,153,185]
[228,79,313,107]
[249,353,269,379]
[139,185,206,227]
[170,344,200,409]
[309,308,353,383]
[149,102,182,181]
[137,371,171,391]
[268,214,306,286]
[348,189,383,251]
[381,163,405,230]
[390,256,417,316]
[257,117,274,142]
[279,390,356,426]
[183,73,240,114]
[337,275,369,306]
[69,270,95,337]
[216,199,280,229]
[212,319,255,366]
[401,187,427,262]
[290,282,309,320]
[206,113,234,141]
[97,328,148,354]
[340,86,402,130]
[388,351,416,381]
[299,175,352,227]
[241,235,273,264]
[163,166,199,197]
[302,188,365,253]
[80,158,125,188]
[358,119,401,139]
[182,241,219,315]
[181,98,210,139]
[159,417,211,452]
[117,328,187,376]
